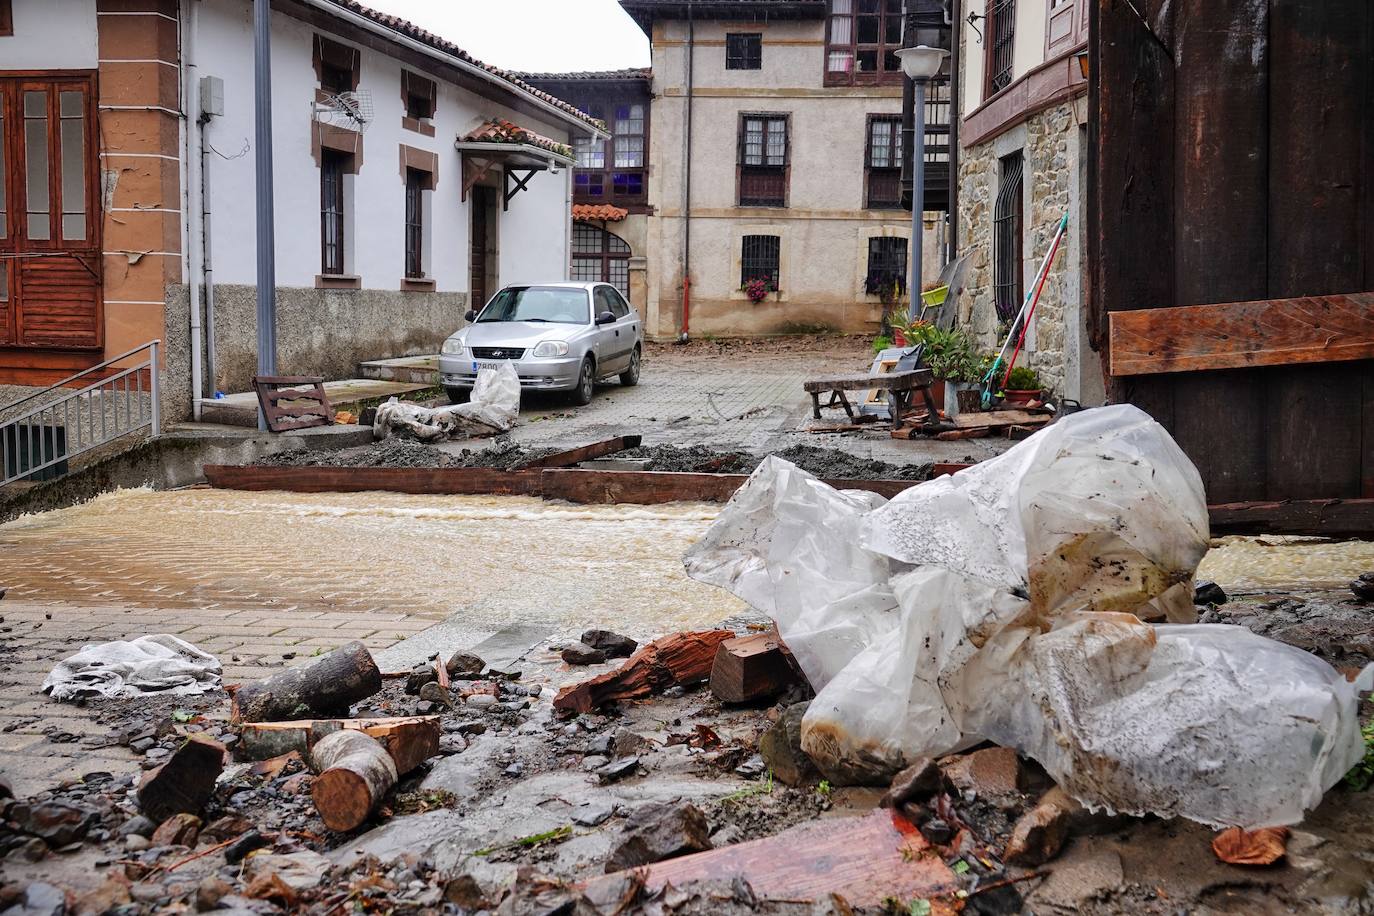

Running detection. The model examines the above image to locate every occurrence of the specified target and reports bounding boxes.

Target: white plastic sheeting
[685,404,1372,828]
[374,363,521,441]
[42,635,222,700]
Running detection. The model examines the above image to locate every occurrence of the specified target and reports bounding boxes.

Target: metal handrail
[1,340,161,488]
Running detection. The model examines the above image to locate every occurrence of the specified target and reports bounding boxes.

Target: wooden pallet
[252,376,334,433]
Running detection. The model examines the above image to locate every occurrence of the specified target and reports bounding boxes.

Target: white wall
[0,0,98,70]
[194,0,573,292]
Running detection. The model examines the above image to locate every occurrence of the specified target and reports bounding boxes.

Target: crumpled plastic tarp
[685,404,1372,828]
[42,634,222,700]
[374,362,521,441]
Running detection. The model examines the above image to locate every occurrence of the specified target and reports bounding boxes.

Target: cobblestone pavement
[0,336,1006,795]
[464,336,1014,465]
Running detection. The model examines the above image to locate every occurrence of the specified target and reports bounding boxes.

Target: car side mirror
[595,311,616,325]
[464,309,477,322]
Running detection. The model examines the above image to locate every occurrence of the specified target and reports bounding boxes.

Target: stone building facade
[955,0,1103,404]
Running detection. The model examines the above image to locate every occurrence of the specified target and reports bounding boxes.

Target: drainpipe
[679,3,695,342]
[183,0,204,420]
[947,0,960,261]
[201,117,217,400]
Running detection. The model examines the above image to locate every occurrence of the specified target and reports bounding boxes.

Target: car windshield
[477,287,589,325]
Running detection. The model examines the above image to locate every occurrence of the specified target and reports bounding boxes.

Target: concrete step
[357,355,439,386]
[200,378,432,428]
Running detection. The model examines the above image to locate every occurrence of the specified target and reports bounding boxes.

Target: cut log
[310,730,398,832]
[554,630,735,715]
[231,641,382,723]
[137,733,227,823]
[237,717,440,776]
[709,633,800,705]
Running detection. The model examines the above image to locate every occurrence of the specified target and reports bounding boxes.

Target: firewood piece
[137,733,226,823]
[554,630,735,715]
[231,641,381,723]
[936,427,991,440]
[310,730,398,832]
[710,633,799,704]
[237,716,440,776]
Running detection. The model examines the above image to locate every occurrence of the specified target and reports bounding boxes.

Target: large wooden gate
[1090,0,1374,505]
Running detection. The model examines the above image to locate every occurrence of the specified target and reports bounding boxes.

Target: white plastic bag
[43,634,221,700]
[374,362,521,441]
[685,404,1372,827]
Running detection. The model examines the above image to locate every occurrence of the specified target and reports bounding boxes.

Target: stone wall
[162,284,466,423]
[956,100,1101,401]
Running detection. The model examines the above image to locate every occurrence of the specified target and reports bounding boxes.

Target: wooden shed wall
[1089,0,1374,504]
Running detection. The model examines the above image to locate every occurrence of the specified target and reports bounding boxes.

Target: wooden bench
[803,368,937,426]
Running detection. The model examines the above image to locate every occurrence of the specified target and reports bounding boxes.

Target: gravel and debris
[255,437,557,470]
[619,443,932,480]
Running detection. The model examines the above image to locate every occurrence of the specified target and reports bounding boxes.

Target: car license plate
[472,361,500,372]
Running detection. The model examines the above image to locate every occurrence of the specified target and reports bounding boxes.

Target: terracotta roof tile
[572,204,630,222]
[517,68,653,82]
[460,118,573,158]
[322,0,605,132]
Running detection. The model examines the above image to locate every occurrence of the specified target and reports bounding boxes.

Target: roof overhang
[289,0,609,141]
[453,141,576,170]
[620,0,827,36]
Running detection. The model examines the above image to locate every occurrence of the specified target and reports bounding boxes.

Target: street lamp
[896,45,949,323]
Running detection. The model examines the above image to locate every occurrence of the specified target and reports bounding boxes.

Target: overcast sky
[362,0,651,73]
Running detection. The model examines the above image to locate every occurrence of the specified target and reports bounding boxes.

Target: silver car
[438,282,643,405]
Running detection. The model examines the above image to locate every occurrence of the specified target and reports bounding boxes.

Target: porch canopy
[456,118,577,211]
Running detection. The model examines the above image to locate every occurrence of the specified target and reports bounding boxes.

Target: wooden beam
[539,469,919,505]
[203,465,545,496]
[1109,293,1374,376]
[585,809,957,907]
[513,435,642,469]
[1208,498,1374,538]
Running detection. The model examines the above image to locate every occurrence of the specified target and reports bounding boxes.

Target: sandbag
[685,404,1372,827]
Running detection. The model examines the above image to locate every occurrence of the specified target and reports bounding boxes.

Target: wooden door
[469,188,489,311]
[0,74,101,351]
[1092,0,1374,503]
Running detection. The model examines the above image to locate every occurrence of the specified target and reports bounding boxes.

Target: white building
[0,0,605,421]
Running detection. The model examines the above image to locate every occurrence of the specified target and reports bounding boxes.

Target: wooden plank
[203,464,545,496]
[539,469,919,505]
[513,435,642,469]
[802,368,933,393]
[1264,0,1374,502]
[1163,0,1271,504]
[948,408,1051,429]
[1208,499,1374,538]
[1108,294,1374,376]
[586,809,957,908]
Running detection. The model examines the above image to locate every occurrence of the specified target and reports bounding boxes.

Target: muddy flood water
[0,488,746,635]
[2,488,1371,632]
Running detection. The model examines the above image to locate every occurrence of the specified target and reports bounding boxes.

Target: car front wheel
[445,387,471,405]
[571,357,595,406]
[619,346,641,387]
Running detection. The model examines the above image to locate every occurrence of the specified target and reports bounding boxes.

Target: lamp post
[895,45,949,324]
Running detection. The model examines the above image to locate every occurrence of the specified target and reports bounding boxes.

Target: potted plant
[742,277,776,304]
[921,330,984,416]
[1001,366,1044,405]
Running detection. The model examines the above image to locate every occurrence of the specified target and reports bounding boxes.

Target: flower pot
[892,329,907,347]
[926,379,945,414]
[1003,389,1043,406]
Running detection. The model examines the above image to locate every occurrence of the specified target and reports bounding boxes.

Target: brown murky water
[0,488,745,634]
[3,490,1369,632]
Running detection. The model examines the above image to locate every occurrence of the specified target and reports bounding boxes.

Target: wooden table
[803,368,937,426]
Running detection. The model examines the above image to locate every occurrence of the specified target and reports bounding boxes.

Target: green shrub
[873,335,893,354]
[1005,366,1042,390]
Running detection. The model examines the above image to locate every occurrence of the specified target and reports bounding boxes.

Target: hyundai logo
[491,350,507,358]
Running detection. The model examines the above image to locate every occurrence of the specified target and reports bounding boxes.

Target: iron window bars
[993,151,1024,321]
[726,33,763,70]
[741,235,781,289]
[987,0,1016,95]
[320,149,346,275]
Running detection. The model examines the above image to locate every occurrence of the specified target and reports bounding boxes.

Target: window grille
[726,33,762,70]
[740,235,781,289]
[993,151,1024,320]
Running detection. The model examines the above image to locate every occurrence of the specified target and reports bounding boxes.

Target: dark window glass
[404,168,425,279]
[993,151,1024,320]
[321,61,352,95]
[571,224,632,297]
[825,0,908,85]
[320,149,347,274]
[865,237,908,294]
[726,33,762,70]
[740,235,781,289]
